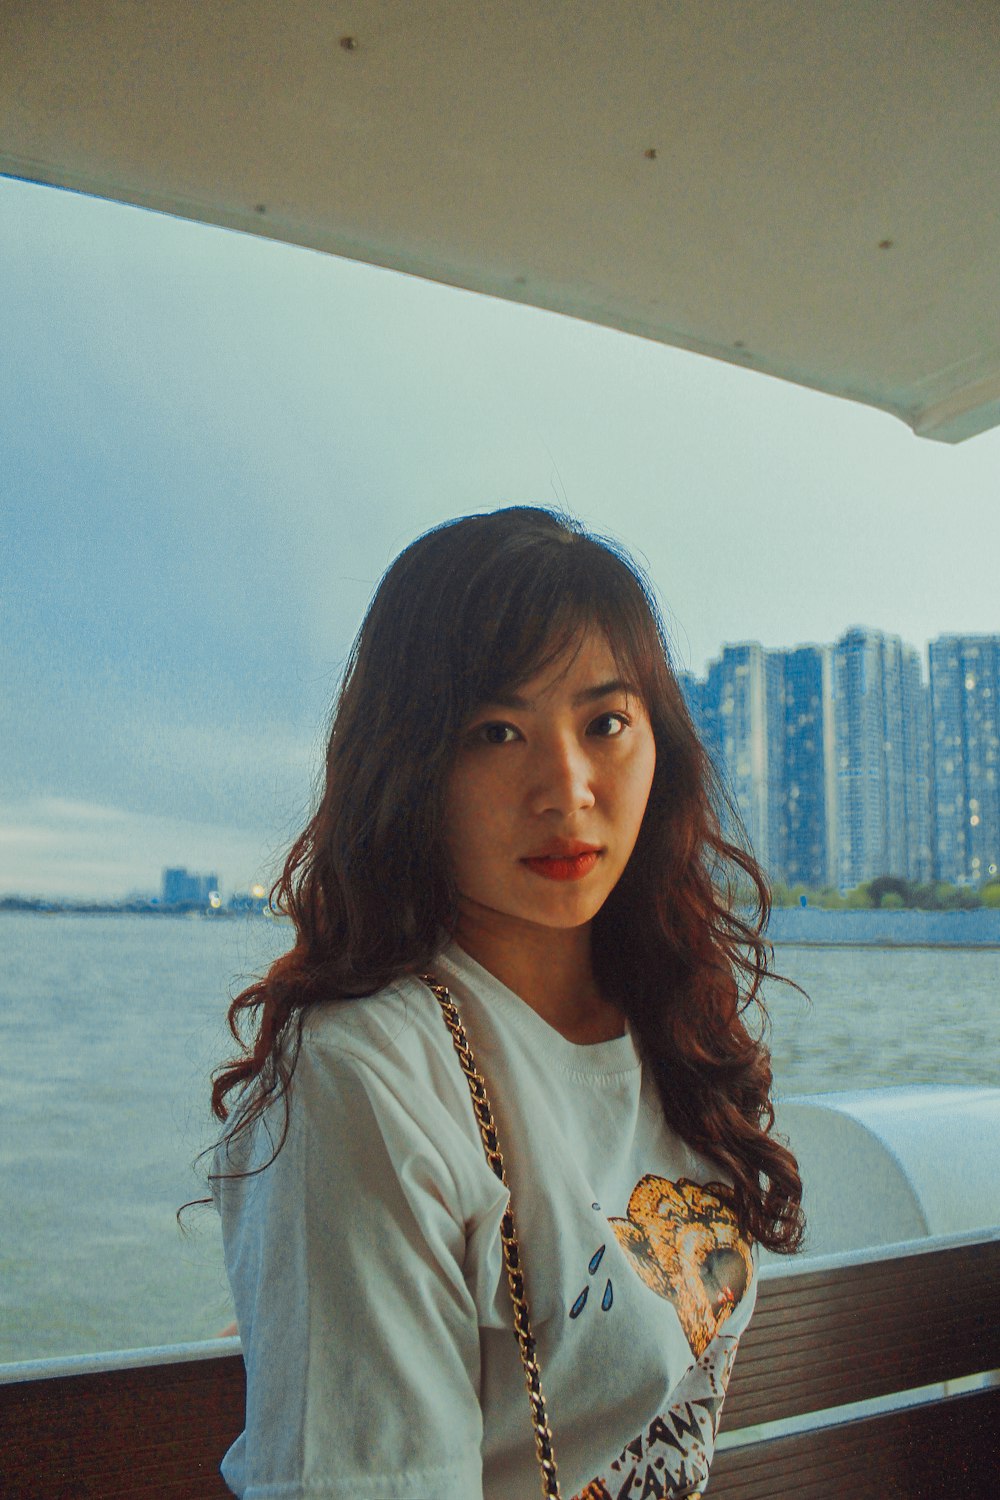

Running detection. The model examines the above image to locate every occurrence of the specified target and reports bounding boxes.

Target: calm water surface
[1,914,997,1363]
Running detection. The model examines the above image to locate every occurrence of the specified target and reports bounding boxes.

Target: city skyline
[4,620,996,903]
[681,629,999,892]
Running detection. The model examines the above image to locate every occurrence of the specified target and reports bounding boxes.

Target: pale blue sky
[2,173,998,897]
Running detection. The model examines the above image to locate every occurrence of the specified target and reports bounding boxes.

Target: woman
[210,505,804,1500]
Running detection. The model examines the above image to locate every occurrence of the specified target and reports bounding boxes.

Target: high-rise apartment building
[899,644,934,883]
[676,670,705,744]
[929,636,1000,885]
[691,643,836,885]
[778,646,838,888]
[764,651,787,879]
[832,628,931,889]
[682,627,996,892]
[699,644,775,866]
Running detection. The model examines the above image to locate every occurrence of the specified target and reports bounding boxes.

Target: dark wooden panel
[0,1354,244,1499]
[723,1236,1000,1429]
[2,1237,998,1497]
[710,1386,1000,1500]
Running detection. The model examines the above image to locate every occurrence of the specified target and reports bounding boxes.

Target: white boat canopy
[4,1,999,442]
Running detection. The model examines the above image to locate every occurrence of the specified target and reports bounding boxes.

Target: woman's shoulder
[300,970,447,1062]
[290,972,501,1200]
[296,971,479,1124]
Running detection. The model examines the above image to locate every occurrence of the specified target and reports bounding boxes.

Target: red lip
[522,839,602,859]
[520,843,603,883]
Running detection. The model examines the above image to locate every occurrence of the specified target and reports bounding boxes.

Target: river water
[1,913,997,1363]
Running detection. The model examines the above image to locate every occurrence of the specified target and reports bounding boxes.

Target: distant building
[676,670,705,741]
[698,643,777,866]
[899,643,934,884]
[685,629,934,891]
[681,626,999,893]
[832,628,930,890]
[929,636,1000,886]
[162,867,220,907]
[777,645,838,889]
[695,643,838,889]
[764,650,787,880]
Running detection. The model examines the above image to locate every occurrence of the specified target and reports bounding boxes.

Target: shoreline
[765,906,1000,948]
[2,905,999,947]
[771,939,1000,950]
[0,903,278,919]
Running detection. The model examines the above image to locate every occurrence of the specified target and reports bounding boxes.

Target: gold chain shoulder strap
[420,976,561,1500]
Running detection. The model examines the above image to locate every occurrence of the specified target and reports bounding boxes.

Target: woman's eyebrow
[485,678,640,710]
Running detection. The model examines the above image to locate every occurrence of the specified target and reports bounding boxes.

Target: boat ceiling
[4,1,999,442]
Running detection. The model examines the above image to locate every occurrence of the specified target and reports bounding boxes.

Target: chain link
[421,976,561,1500]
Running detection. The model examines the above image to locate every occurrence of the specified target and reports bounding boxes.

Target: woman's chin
[455,890,606,936]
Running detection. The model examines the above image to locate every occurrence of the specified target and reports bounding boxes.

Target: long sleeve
[214,1032,491,1499]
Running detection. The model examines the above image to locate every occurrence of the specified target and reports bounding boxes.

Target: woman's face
[443,629,657,937]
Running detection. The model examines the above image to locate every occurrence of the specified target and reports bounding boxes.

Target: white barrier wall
[764,1085,1000,1259]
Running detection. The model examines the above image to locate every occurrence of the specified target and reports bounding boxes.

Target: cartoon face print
[609,1175,752,1356]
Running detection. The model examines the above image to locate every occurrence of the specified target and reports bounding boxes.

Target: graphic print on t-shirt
[569,1233,615,1319]
[571,1177,752,1500]
[608,1174,752,1355]
[571,1335,740,1500]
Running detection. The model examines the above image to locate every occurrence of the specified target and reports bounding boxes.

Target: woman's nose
[527,737,597,816]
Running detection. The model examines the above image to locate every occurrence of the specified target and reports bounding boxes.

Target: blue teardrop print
[588,1244,606,1275]
[569,1286,589,1319]
[602,1279,614,1311]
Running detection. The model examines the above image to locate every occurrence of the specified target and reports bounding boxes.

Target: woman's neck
[448,904,624,1043]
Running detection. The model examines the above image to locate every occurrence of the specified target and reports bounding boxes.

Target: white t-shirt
[214,938,757,1500]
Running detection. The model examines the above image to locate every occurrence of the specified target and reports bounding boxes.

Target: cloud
[4,171,1000,907]
[0,797,290,900]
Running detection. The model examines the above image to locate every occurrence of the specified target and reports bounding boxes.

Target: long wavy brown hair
[209,505,805,1252]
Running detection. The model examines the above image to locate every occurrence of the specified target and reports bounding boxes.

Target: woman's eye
[476,722,519,745]
[590,712,629,737]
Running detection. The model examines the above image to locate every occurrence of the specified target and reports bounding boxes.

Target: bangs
[450,527,667,715]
